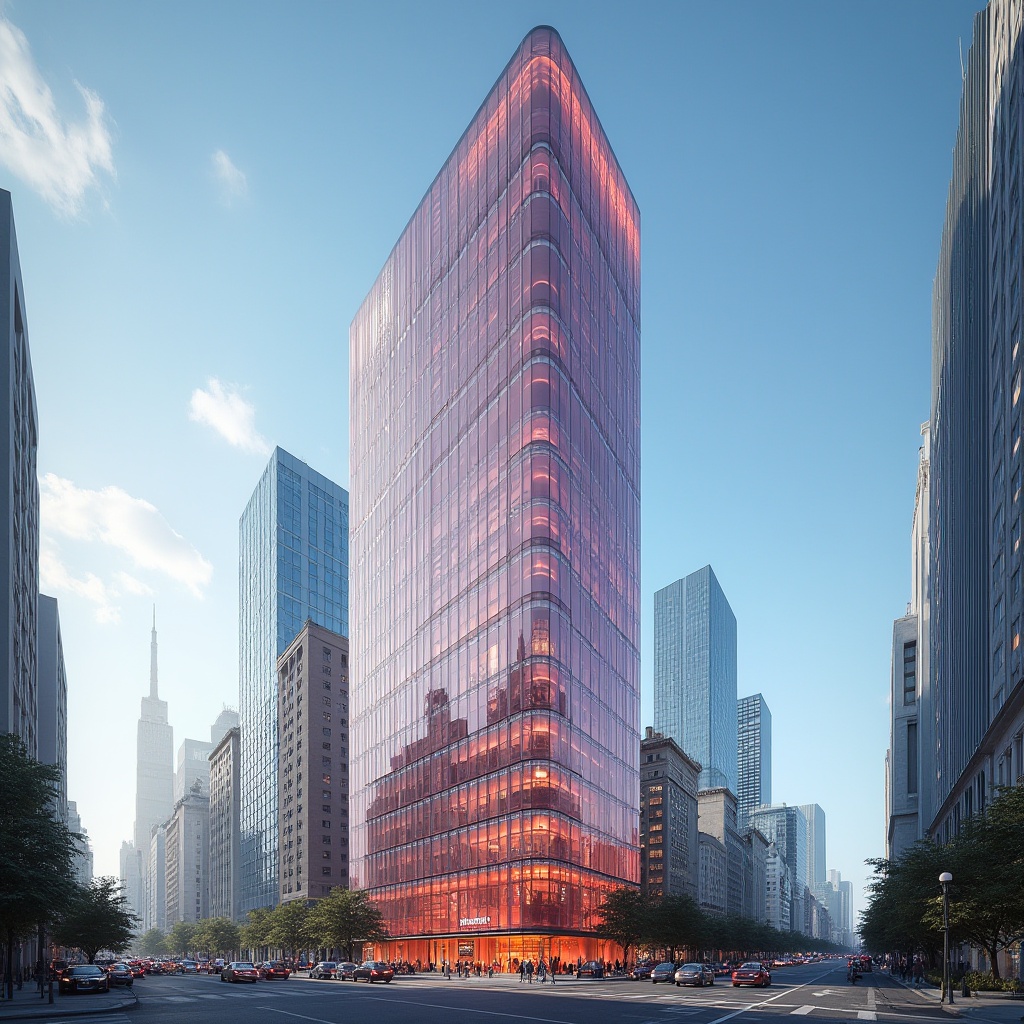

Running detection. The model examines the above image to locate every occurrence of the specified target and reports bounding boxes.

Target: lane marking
[858,1013,877,1021]
[262,1000,579,1024]
[791,1006,815,1015]
[706,967,840,1024]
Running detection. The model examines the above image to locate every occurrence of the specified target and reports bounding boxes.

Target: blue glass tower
[654,565,737,793]
[239,447,348,913]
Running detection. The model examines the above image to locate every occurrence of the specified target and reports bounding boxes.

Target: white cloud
[211,149,247,203]
[115,571,153,597]
[188,378,270,456]
[0,17,115,217]
[40,474,213,598]
[40,544,121,624]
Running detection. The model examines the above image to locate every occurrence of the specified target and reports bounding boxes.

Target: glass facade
[654,566,737,793]
[349,27,640,964]
[239,447,349,914]
[736,693,771,826]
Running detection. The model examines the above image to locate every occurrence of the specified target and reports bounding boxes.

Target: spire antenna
[150,608,159,699]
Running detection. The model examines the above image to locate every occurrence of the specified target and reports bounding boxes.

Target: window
[322,867,332,876]
[903,641,917,705]
[907,722,918,796]
[322,820,331,828]
[322,851,331,859]
[322,836,331,844]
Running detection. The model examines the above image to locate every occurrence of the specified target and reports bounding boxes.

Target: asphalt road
[77,960,950,1024]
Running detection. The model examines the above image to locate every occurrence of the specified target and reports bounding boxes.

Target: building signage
[458,916,490,927]
[458,941,474,957]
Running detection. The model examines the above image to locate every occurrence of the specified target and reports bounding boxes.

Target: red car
[259,962,291,980]
[732,962,771,987]
[221,962,259,983]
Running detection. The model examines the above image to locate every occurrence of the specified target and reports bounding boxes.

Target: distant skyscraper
[165,788,209,925]
[737,693,771,825]
[747,803,807,931]
[278,621,349,903]
[655,566,737,792]
[66,801,93,885]
[796,803,826,889]
[37,595,67,820]
[239,447,349,914]
[349,26,641,964]
[134,612,173,928]
[211,707,239,747]
[147,824,167,934]
[0,189,39,757]
[209,725,241,921]
[175,738,213,802]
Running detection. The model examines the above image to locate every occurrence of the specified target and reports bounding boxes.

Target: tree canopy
[268,900,311,958]
[51,877,137,963]
[306,888,388,961]
[194,917,240,958]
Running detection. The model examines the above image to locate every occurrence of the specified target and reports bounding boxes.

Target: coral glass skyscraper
[350,27,640,966]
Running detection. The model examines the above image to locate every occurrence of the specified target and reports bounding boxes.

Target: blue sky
[2,0,984,920]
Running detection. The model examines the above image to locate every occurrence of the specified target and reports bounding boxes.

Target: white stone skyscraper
[131,611,173,927]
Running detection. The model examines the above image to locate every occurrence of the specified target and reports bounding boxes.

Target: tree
[0,734,81,996]
[268,901,311,959]
[194,918,240,959]
[241,907,273,958]
[52,877,136,963]
[166,920,199,958]
[647,892,704,960]
[138,928,169,957]
[594,887,647,963]
[307,888,387,962]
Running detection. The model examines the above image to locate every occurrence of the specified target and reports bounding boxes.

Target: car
[107,964,134,988]
[58,965,110,994]
[576,961,604,978]
[337,962,359,980]
[732,962,771,987]
[259,961,291,980]
[651,962,678,984]
[353,960,394,983]
[178,960,199,974]
[675,963,715,987]
[712,962,732,976]
[221,962,259,983]
[631,962,654,980]
[310,961,338,980]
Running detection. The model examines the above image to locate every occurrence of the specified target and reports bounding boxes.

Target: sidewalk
[0,983,137,1021]
[890,970,1024,1024]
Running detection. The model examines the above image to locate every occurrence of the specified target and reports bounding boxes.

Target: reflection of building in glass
[239,447,349,914]
[350,26,640,966]
[654,566,737,793]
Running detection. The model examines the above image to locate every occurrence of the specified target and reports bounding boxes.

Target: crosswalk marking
[791,1005,815,1015]
[857,1011,877,1020]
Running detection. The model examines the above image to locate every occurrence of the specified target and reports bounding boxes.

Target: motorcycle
[847,967,860,984]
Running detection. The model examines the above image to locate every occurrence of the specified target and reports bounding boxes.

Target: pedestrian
[526,959,534,984]
[913,959,924,988]
[519,961,525,983]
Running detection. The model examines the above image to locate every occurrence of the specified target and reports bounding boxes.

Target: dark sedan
[106,964,134,988]
[58,965,109,994]
[651,962,677,984]
[674,963,715,987]
[631,962,654,980]
[353,960,394,983]
[337,962,359,980]
[221,962,259,983]
[732,961,771,987]
[576,960,604,978]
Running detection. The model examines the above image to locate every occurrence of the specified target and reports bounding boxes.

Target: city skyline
[1,1,990,920]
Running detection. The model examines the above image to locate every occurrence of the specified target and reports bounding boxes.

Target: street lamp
[939,872,953,1005]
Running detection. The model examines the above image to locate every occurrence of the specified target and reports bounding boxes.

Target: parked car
[674,963,715,987]
[353,961,394,983]
[576,961,604,978]
[732,962,771,987]
[651,962,678,984]
[337,962,359,980]
[107,964,134,988]
[631,961,654,980]
[310,961,338,980]
[221,962,259,983]
[259,962,291,980]
[58,965,110,994]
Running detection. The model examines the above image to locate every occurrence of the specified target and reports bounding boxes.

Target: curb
[0,990,137,1022]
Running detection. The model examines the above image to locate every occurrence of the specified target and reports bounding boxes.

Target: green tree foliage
[594,888,648,962]
[268,900,311,958]
[138,927,169,957]
[240,907,273,957]
[306,888,387,962]
[52,877,137,963]
[166,919,200,958]
[862,787,1024,979]
[194,917,241,959]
